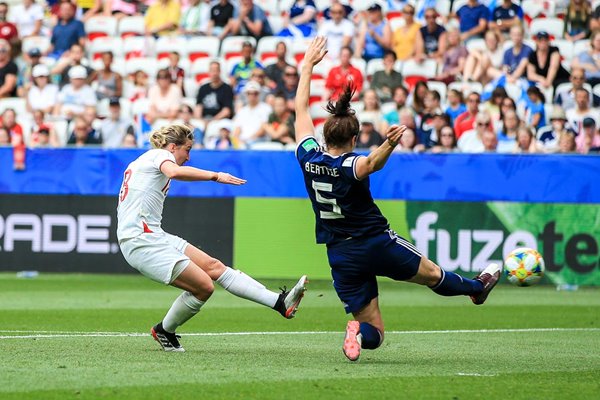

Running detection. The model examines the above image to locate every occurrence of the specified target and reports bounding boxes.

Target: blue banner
[1,148,598,203]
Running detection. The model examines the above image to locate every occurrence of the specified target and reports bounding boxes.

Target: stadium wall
[0,148,598,285]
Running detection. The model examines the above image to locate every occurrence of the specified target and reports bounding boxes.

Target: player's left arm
[355,125,405,180]
[295,36,328,143]
[160,161,246,185]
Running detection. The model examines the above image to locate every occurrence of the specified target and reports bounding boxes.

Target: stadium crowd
[2,0,600,168]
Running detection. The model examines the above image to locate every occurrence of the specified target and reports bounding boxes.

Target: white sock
[216,267,279,308]
[162,291,205,333]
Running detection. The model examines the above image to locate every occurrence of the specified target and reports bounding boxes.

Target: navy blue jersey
[296,136,389,245]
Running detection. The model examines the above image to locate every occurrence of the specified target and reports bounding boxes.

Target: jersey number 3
[119,169,132,202]
[312,181,344,219]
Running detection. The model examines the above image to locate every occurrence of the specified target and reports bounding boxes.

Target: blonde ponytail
[149,124,194,149]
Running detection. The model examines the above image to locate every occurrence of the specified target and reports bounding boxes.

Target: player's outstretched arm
[161,162,246,185]
[355,125,405,180]
[294,36,327,143]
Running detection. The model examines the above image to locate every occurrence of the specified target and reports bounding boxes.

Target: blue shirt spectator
[279,0,317,37]
[231,0,272,39]
[491,2,523,22]
[502,45,532,74]
[50,3,85,59]
[456,1,489,40]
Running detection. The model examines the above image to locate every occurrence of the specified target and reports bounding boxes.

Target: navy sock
[430,270,484,296]
[359,322,383,350]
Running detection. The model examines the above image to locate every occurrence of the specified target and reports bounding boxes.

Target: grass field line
[1,327,598,340]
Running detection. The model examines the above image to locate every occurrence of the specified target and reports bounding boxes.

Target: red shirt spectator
[0,2,17,43]
[326,46,363,100]
[454,92,481,138]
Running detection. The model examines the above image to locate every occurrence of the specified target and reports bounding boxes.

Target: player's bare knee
[192,279,214,299]
[204,258,226,280]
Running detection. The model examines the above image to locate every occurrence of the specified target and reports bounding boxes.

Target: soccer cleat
[151,323,185,352]
[343,320,361,362]
[275,275,308,319]
[470,263,501,305]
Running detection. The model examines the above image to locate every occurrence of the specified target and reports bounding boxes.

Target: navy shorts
[327,229,422,314]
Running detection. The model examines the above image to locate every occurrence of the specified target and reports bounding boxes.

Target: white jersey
[117,149,175,241]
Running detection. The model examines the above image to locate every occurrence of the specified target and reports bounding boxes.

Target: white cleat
[278,275,308,319]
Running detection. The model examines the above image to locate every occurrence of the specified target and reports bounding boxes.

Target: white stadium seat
[155,36,188,60]
[22,36,51,55]
[85,16,118,41]
[529,18,563,39]
[0,98,26,116]
[88,37,123,60]
[220,36,257,60]
[186,36,220,62]
[118,16,145,38]
[125,58,158,79]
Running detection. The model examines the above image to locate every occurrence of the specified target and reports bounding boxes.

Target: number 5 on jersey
[312,180,344,219]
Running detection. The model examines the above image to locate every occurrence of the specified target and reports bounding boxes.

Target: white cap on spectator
[68,65,87,80]
[243,81,261,93]
[32,64,50,78]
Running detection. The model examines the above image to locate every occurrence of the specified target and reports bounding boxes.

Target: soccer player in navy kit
[295,37,501,362]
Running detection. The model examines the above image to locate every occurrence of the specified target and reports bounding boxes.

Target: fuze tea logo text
[410,212,599,274]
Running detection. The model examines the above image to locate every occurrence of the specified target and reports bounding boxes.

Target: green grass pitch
[0,273,598,399]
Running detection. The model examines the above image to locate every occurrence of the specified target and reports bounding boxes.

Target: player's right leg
[183,243,307,318]
[344,297,385,362]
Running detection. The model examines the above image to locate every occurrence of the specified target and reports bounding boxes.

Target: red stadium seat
[190,58,211,83]
[220,36,257,60]
[123,36,153,60]
[85,16,117,41]
[155,36,187,60]
[186,36,219,62]
[88,37,123,60]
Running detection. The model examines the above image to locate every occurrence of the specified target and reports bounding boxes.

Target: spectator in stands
[276,65,299,111]
[258,94,295,145]
[496,109,520,152]
[576,117,600,153]
[105,0,144,20]
[456,0,489,43]
[417,91,444,146]
[383,106,416,134]
[232,80,272,146]
[30,110,61,147]
[325,46,363,100]
[444,89,466,125]
[527,31,570,90]
[264,41,290,90]
[358,89,385,134]
[591,2,600,31]
[179,0,211,36]
[165,51,185,96]
[318,2,354,61]
[144,0,180,37]
[89,51,123,100]
[195,61,233,121]
[2,108,22,139]
[147,68,182,122]
[279,0,317,38]
[129,69,149,103]
[502,25,532,84]
[564,0,591,42]
[26,64,59,114]
[462,30,503,85]
[0,126,9,144]
[391,4,423,61]
[555,67,600,110]
[17,47,42,97]
[121,132,137,147]
[458,111,492,153]
[524,86,546,131]
[0,39,17,98]
[30,125,54,148]
[81,0,103,22]
[499,95,517,121]
[67,116,102,145]
[49,2,85,59]
[354,3,391,62]
[230,41,264,94]
[482,128,498,153]
[454,92,481,139]
[566,87,600,135]
[382,85,409,127]
[537,107,571,153]
[572,31,600,86]
[224,0,271,40]
[488,0,523,37]
[178,104,204,148]
[430,125,458,153]
[513,126,538,153]
[397,128,424,153]
[407,80,428,115]
[323,0,353,21]
[0,3,19,50]
[433,28,467,84]
[51,43,93,88]
[208,0,234,39]
[418,8,446,61]
[482,86,507,125]
[356,120,383,151]
[558,131,577,153]
[370,50,402,102]
[9,0,44,38]
[98,97,135,147]
[236,68,271,108]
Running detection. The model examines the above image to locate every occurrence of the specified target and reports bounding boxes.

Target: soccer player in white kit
[117,124,307,352]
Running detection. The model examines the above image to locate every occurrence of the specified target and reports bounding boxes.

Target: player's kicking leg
[152,261,214,352]
[343,297,385,362]
[408,257,501,305]
[184,244,308,318]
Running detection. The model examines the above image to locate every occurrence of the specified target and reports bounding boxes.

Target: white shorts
[119,232,190,285]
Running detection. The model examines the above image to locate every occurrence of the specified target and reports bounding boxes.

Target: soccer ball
[503,248,545,287]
